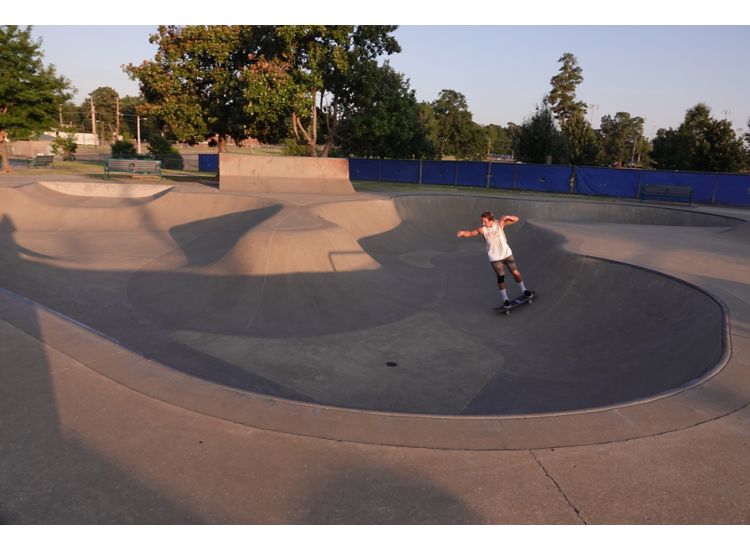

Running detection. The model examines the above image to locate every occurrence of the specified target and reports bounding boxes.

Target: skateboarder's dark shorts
[490,256,518,276]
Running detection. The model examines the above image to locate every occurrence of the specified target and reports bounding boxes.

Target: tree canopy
[126,25,401,156]
[0,25,73,172]
[651,103,749,172]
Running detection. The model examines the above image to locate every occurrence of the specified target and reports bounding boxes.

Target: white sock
[518,281,527,293]
[500,289,509,301]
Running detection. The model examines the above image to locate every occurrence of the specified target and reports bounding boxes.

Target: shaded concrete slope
[0,185,736,416]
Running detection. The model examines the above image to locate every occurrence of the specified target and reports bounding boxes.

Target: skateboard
[494,291,536,315]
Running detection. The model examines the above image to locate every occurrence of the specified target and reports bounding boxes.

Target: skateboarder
[456,211,534,309]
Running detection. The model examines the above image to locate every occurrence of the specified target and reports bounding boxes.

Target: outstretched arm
[456,228,482,238]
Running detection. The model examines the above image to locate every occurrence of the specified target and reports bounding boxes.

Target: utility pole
[90,97,98,145]
[137,115,142,155]
[115,95,121,142]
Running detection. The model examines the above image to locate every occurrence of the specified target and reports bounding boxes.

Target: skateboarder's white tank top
[480,221,513,262]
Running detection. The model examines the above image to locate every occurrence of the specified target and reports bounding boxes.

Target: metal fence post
[711,174,719,205]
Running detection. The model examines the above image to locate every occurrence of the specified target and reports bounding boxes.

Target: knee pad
[496,274,505,284]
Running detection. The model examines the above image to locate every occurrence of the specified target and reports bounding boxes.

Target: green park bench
[104,158,162,180]
[639,183,693,205]
[26,154,54,168]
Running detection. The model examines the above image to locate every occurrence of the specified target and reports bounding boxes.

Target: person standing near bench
[456,211,534,310]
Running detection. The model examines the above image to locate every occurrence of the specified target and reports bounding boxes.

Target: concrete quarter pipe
[0,179,744,449]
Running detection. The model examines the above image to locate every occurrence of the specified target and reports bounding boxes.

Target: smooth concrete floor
[1,173,749,524]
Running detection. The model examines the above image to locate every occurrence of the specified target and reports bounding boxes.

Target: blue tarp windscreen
[575,167,641,198]
[641,170,716,204]
[514,164,572,193]
[349,158,381,181]
[421,160,456,185]
[488,163,516,189]
[380,159,420,183]
[198,154,219,172]
[714,174,750,207]
[456,161,490,188]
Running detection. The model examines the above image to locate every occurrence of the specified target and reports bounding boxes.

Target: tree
[81,86,120,142]
[126,25,401,157]
[485,124,513,157]
[544,52,604,165]
[263,25,401,157]
[125,25,255,152]
[565,110,602,166]
[337,62,435,159]
[120,95,158,143]
[599,112,649,167]
[547,53,587,132]
[515,101,566,164]
[651,103,749,172]
[431,89,486,160]
[0,25,73,173]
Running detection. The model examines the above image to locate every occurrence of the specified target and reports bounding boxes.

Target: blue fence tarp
[575,167,642,199]
[349,158,381,181]
[513,164,573,193]
[379,159,421,183]
[713,174,750,207]
[640,170,717,204]
[421,160,457,185]
[456,161,491,187]
[198,153,219,172]
[487,163,516,189]
[346,158,748,208]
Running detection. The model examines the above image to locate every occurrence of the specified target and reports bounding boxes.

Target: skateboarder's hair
[481,211,494,221]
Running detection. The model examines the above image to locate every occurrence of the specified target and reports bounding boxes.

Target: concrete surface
[219,154,354,194]
[0,171,749,524]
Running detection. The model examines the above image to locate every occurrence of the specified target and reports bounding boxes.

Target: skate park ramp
[0,182,737,416]
[219,154,354,194]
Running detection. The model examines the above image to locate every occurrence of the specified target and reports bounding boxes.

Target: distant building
[42,131,101,146]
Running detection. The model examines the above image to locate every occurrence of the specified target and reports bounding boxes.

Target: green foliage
[337,62,436,159]
[651,103,749,172]
[125,25,401,157]
[125,26,251,150]
[485,124,513,156]
[51,134,77,160]
[599,112,649,167]
[0,25,74,139]
[516,102,566,164]
[111,140,136,157]
[547,53,587,133]
[147,134,183,169]
[431,90,486,160]
[281,137,312,157]
[82,87,119,141]
[563,111,601,166]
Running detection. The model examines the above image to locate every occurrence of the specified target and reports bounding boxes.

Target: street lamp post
[137,116,142,155]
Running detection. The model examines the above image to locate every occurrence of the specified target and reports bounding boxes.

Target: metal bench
[639,183,693,204]
[27,154,54,168]
[104,158,162,180]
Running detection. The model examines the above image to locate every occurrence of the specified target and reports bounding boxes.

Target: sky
[9,2,750,139]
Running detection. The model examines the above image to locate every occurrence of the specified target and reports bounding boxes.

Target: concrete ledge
[219,154,354,194]
[40,181,174,198]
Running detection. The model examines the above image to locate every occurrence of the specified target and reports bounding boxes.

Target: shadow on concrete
[0,194,729,415]
[0,219,202,524]
[295,464,482,524]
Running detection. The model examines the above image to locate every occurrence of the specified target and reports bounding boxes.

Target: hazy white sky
[11,2,750,137]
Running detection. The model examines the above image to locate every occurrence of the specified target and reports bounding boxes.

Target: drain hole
[386,361,398,367]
